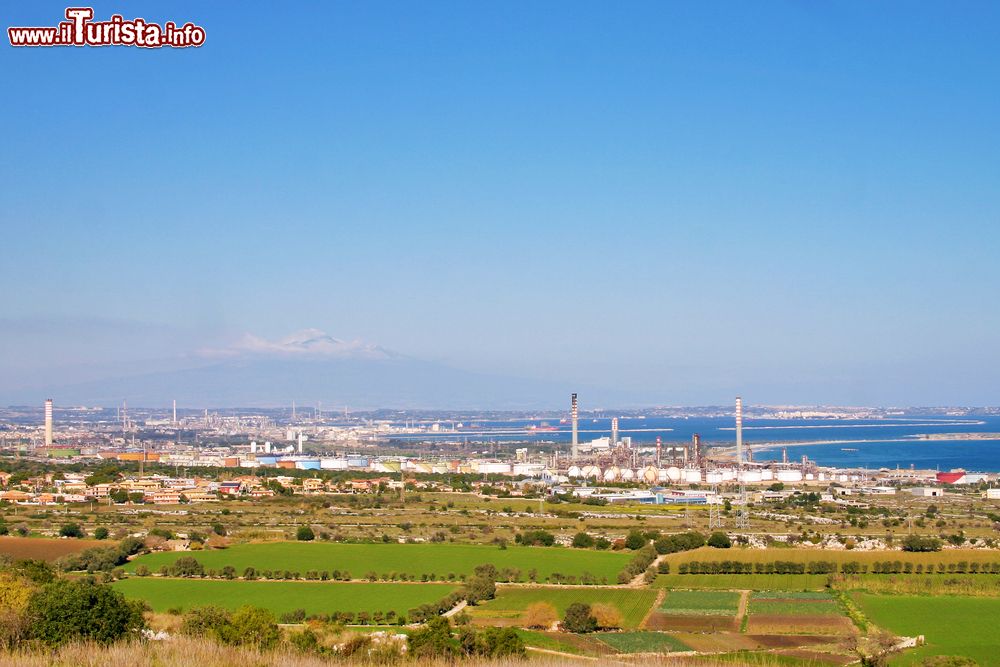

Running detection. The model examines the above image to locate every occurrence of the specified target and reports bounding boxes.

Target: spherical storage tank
[642,466,659,484]
[620,468,635,481]
[603,466,620,482]
[581,465,601,480]
[666,466,682,482]
[567,465,583,478]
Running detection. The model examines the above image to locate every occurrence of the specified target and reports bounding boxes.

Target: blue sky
[2,1,999,405]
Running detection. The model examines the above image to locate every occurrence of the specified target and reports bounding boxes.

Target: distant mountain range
[3,329,646,410]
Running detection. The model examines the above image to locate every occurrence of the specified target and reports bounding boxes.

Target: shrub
[571,532,595,548]
[707,531,732,549]
[515,530,555,546]
[408,617,459,659]
[624,530,647,550]
[58,523,85,539]
[169,556,205,578]
[27,578,145,646]
[296,526,315,541]
[93,527,109,540]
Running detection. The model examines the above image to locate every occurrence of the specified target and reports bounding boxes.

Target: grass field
[659,590,741,615]
[855,594,1000,666]
[0,536,102,561]
[655,574,829,590]
[467,586,658,629]
[835,574,1000,597]
[124,542,630,582]
[113,578,458,616]
[594,631,691,653]
[659,547,1000,570]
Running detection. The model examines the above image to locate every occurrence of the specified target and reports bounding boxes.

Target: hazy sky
[2,1,999,405]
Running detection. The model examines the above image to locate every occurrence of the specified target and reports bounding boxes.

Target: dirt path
[627,553,666,587]
[525,647,601,661]
[736,590,750,631]
[640,588,666,629]
[442,600,467,618]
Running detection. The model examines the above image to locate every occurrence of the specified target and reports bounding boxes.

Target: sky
[2,1,999,406]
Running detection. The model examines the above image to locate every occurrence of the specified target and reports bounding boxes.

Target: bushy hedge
[617,544,657,584]
[667,559,1000,575]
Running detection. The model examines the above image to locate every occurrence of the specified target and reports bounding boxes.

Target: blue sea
[392,415,1000,472]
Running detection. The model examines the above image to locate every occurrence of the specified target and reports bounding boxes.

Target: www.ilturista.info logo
[8,7,205,48]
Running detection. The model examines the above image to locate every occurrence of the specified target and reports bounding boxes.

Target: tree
[92,527,109,540]
[27,578,145,646]
[211,522,227,537]
[561,602,597,633]
[708,531,732,549]
[522,602,558,629]
[296,525,315,541]
[624,530,646,550]
[58,523,85,539]
[571,532,595,548]
[591,603,622,630]
[169,556,205,578]
[902,535,942,552]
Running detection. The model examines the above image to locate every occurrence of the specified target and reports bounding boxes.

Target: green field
[113,578,458,616]
[659,590,741,616]
[655,574,828,590]
[124,542,629,583]
[468,587,659,629]
[748,599,840,616]
[595,631,691,653]
[855,594,1000,666]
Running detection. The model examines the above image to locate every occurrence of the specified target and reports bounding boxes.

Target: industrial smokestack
[735,396,743,465]
[44,399,53,447]
[693,433,701,467]
[172,399,177,426]
[611,417,619,448]
[571,393,579,458]
[655,436,662,466]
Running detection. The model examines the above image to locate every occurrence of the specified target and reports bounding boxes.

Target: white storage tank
[776,470,803,483]
[642,466,659,484]
[658,468,670,482]
[567,465,583,478]
[684,469,703,483]
[740,470,763,483]
[320,458,349,470]
[620,468,635,481]
[705,471,723,484]
[761,469,774,481]
[603,466,620,482]
[582,465,601,480]
[666,466,682,482]
[477,462,512,475]
[721,470,735,482]
[805,473,815,481]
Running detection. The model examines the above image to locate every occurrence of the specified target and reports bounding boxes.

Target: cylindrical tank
[257,455,278,466]
[295,459,321,470]
[805,473,815,480]
[741,470,763,483]
[705,471,723,484]
[761,469,774,481]
[477,462,511,475]
[658,468,670,482]
[567,465,583,478]
[666,466,682,482]
[320,458,348,470]
[684,469,703,483]
[347,457,369,468]
[776,470,803,482]
[603,466,620,482]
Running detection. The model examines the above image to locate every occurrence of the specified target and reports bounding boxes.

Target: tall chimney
[172,399,177,426]
[735,396,743,465]
[611,417,619,448]
[44,399,53,447]
[571,393,579,458]
[655,436,662,466]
